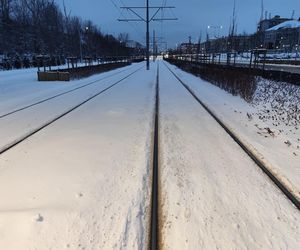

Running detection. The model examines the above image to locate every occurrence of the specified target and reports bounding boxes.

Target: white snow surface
[0,60,299,249]
[267,20,300,31]
[0,63,139,115]
[0,62,156,249]
[165,62,300,198]
[0,63,142,152]
[159,62,300,249]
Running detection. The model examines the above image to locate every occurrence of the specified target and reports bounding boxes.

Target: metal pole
[117,3,176,70]
[79,29,83,63]
[153,30,155,62]
[146,0,150,70]
[297,27,300,61]
[249,51,253,69]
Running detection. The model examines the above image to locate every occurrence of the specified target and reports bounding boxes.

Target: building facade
[258,15,292,32]
[176,15,300,55]
[264,20,300,51]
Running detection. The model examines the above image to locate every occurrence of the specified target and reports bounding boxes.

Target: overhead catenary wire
[118,0,145,40]
[159,0,168,51]
[118,2,177,69]
[108,0,144,42]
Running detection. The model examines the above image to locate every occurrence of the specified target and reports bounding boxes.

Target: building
[178,42,198,54]
[258,15,292,32]
[264,19,300,50]
[125,40,144,49]
[175,15,300,55]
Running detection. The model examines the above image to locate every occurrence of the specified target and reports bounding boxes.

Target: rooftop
[267,20,300,31]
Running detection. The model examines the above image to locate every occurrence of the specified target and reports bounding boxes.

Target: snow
[0,62,156,249]
[0,60,299,249]
[267,20,300,31]
[165,62,300,199]
[0,63,137,115]
[0,63,142,153]
[159,62,300,249]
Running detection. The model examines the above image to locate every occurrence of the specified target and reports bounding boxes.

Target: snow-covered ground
[0,63,139,115]
[0,62,156,249]
[0,63,142,152]
[159,62,300,249]
[165,61,300,200]
[0,60,299,249]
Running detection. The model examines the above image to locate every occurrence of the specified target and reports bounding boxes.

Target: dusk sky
[59,0,300,48]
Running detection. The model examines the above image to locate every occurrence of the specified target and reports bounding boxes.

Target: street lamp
[297,27,300,60]
[78,28,83,62]
[78,26,89,63]
[84,26,89,59]
[207,25,223,39]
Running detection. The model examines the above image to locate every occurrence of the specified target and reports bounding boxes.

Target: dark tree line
[0,0,136,59]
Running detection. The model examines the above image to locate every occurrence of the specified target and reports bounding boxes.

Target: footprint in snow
[35,213,44,222]
[77,192,83,198]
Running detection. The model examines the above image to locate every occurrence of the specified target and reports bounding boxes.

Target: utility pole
[149,37,166,56]
[153,30,156,61]
[118,2,177,70]
[146,0,150,69]
[260,0,264,22]
[79,28,83,62]
[196,32,202,62]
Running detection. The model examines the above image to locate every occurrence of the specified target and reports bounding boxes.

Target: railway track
[2,62,162,248]
[150,63,160,250]
[163,61,300,210]
[0,64,142,119]
[0,66,142,156]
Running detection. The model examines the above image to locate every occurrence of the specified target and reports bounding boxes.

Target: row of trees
[0,0,137,59]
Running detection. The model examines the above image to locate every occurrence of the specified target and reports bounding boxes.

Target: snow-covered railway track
[0,65,141,119]
[150,63,160,250]
[164,61,300,210]
[0,67,142,156]
[0,64,158,249]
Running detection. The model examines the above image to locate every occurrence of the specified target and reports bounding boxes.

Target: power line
[117,0,145,39]
[159,0,168,51]
[108,0,144,41]
[118,1,177,70]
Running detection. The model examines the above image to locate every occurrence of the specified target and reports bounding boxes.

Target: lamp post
[296,27,300,60]
[207,25,223,39]
[78,26,89,63]
[85,26,89,59]
[207,25,223,53]
[78,28,83,62]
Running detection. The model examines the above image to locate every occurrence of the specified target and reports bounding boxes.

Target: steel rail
[0,67,142,156]
[0,64,142,119]
[164,61,300,210]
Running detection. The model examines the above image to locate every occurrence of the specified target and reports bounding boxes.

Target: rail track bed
[0,64,143,155]
[0,60,299,249]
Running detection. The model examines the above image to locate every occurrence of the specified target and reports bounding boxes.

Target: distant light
[207,26,210,29]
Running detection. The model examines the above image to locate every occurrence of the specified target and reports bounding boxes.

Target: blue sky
[59,0,300,48]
